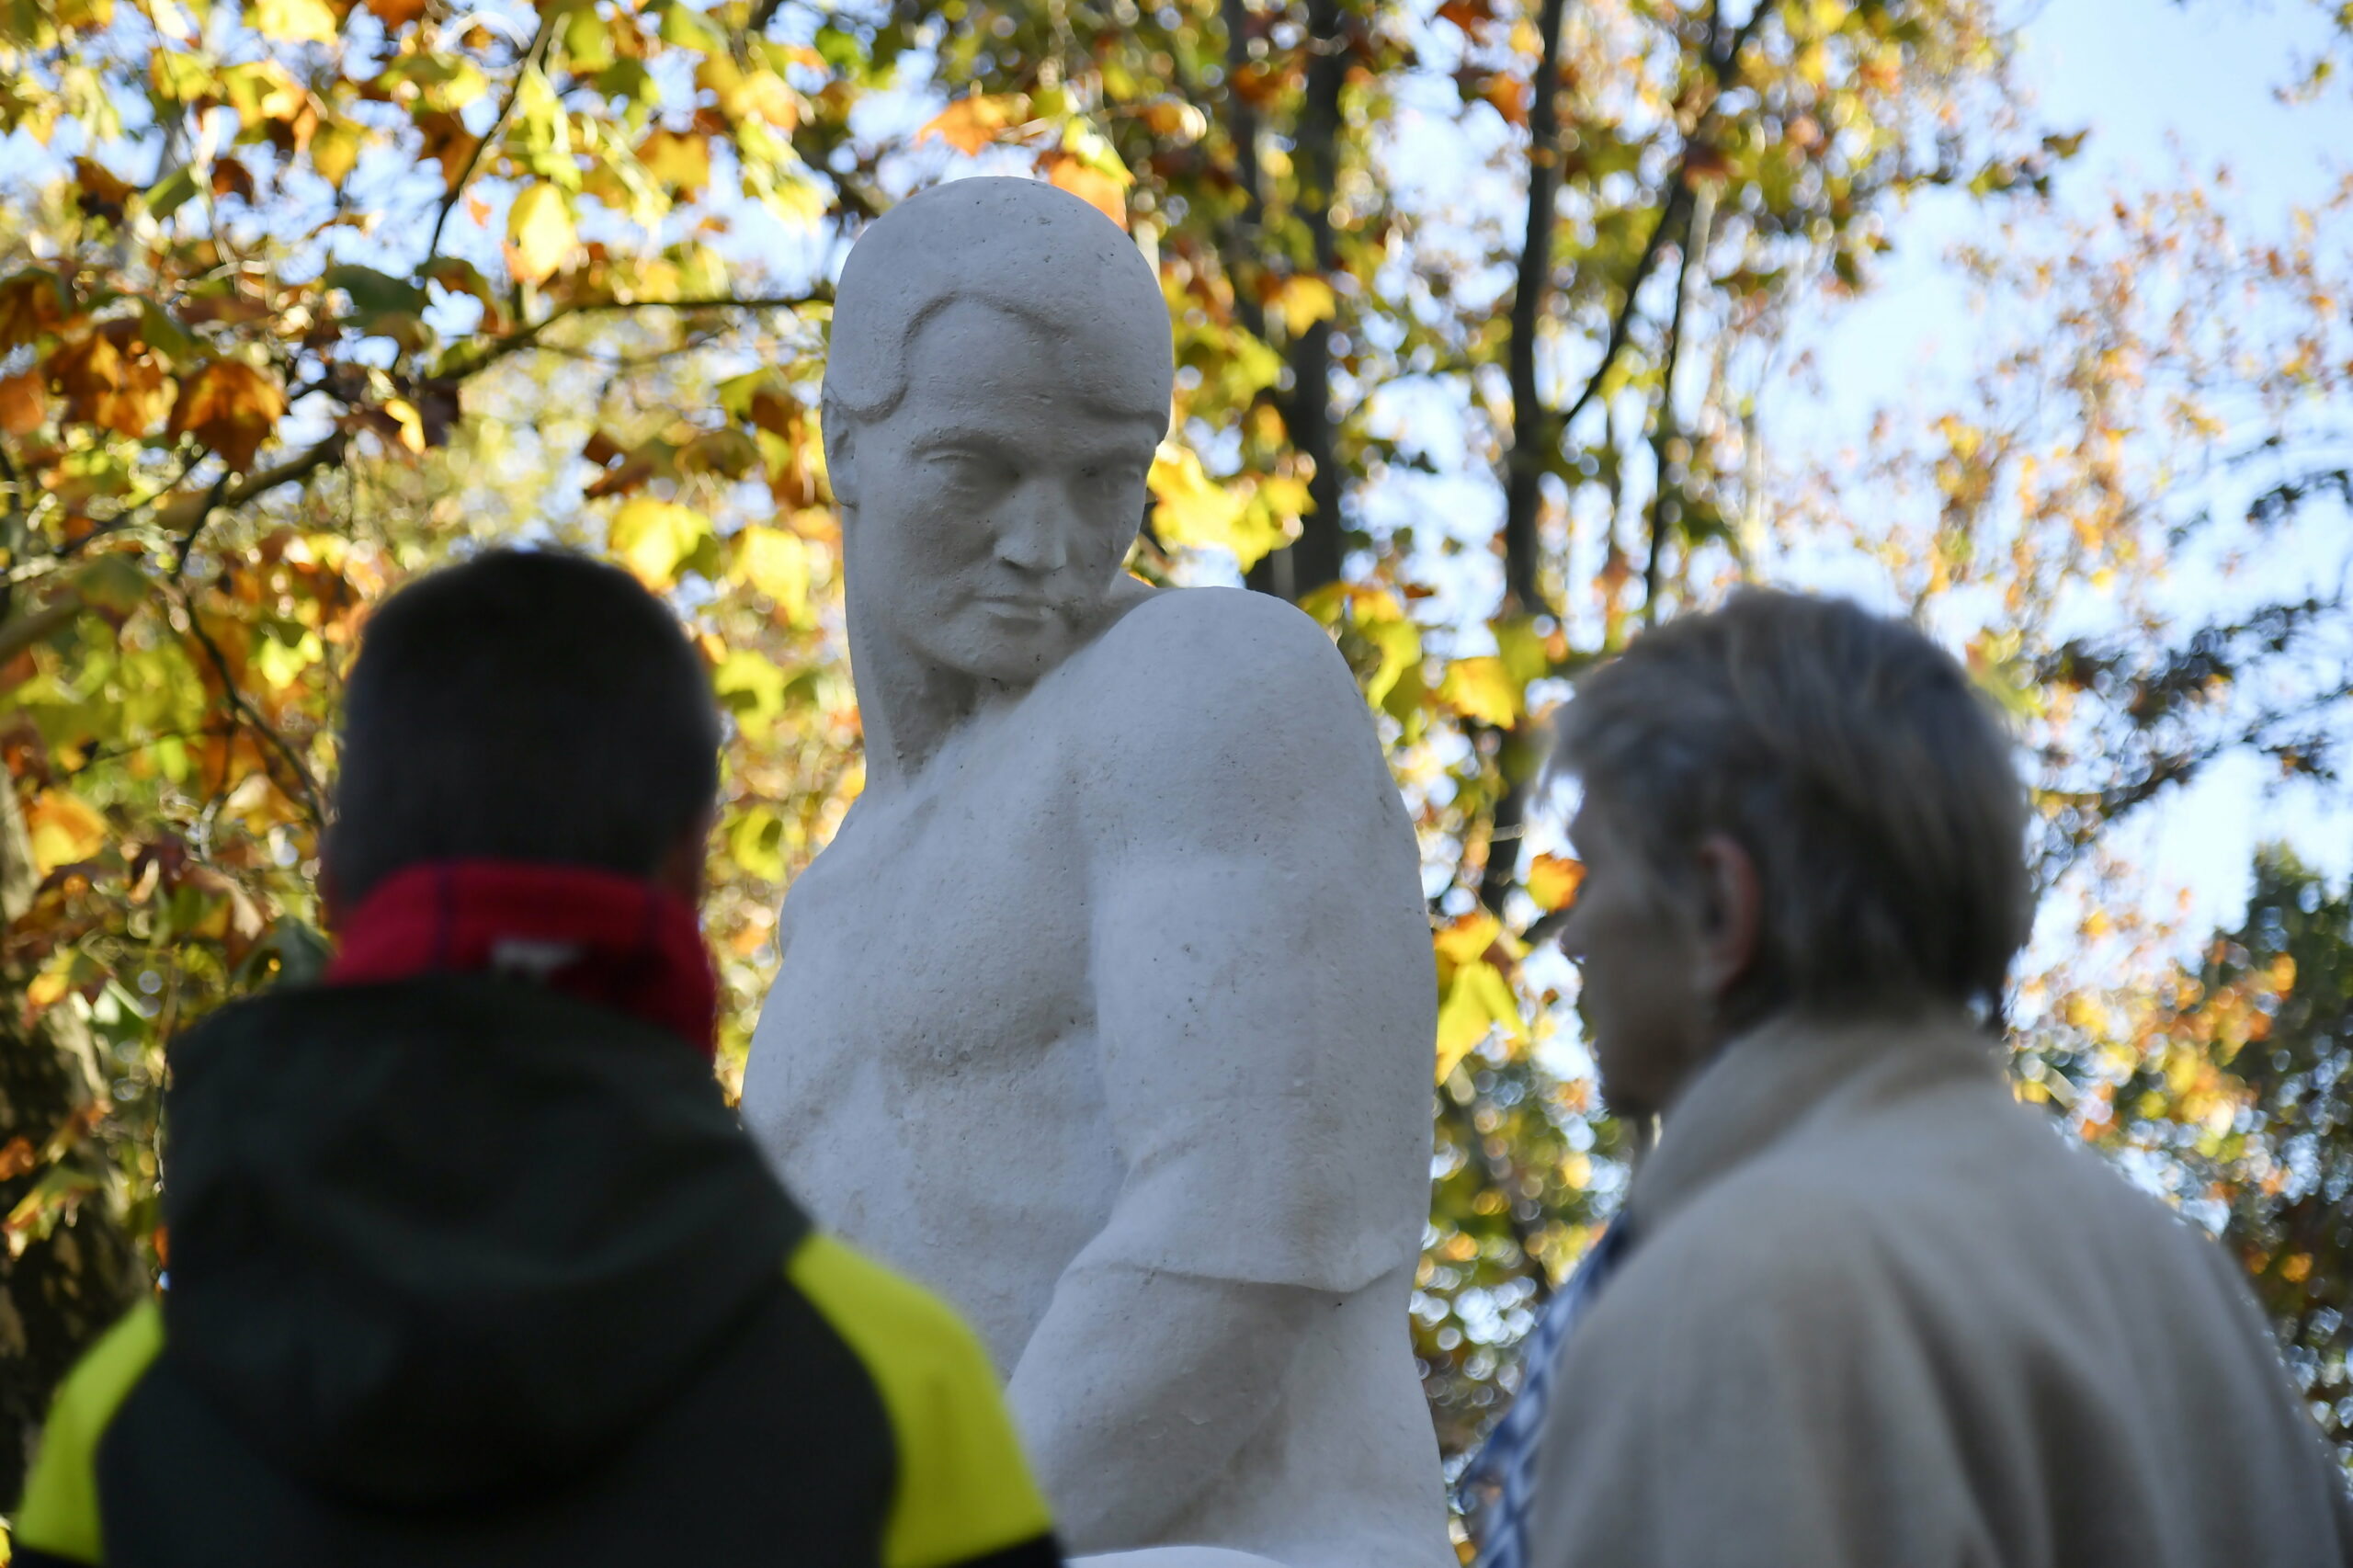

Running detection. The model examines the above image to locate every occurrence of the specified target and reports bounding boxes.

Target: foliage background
[1,0,2348,1537]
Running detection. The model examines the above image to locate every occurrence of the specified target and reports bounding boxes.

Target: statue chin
[1073,1551,1285,1568]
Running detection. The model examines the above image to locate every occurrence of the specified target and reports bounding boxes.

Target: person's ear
[1689,831,1761,1006]
[655,806,719,908]
[820,394,857,512]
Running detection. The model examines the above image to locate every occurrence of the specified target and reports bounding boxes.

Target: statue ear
[820,392,858,511]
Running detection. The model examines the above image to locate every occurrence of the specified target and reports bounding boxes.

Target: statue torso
[740,654,1119,1371]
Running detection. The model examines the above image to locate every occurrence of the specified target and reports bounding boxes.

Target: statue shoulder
[1073,586,1385,817]
[1086,585,1354,709]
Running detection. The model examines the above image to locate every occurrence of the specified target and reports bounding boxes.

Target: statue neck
[845,595,1018,791]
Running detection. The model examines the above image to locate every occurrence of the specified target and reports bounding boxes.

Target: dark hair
[327,550,721,905]
[1548,587,2033,1028]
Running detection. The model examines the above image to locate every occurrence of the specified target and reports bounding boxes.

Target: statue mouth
[972,593,1062,618]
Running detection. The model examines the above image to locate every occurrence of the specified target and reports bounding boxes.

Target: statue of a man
[742,177,1447,1568]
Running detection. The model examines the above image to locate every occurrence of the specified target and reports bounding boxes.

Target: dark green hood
[160,974,802,1508]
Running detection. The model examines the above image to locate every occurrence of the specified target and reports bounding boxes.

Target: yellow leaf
[253,0,338,43]
[1150,443,1247,552]
[506,183,575,286]
[1435,958,1525,1081]
[732,525,809,618]
[637,129,711,194]
[1433,910,1503,973]
[27,959,73,1012]
[310,118,366,186]
[916,92,1028,155]
[25,789,107,873]
[1272,274,1337,337]
[1440,655,1522,727]
[698,58,800,128]
[381,396,425,454]
[608,497,710,588]
[1526,853,1585,913]
[713,648,790,733]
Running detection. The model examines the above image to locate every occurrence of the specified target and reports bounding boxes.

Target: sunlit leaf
[917,92,1028,155]
[1440,655,1522,728]
[1271,274,1337,337]
[608,497,710,588]
[1527,854,1585,913]
[25,789,108,873]
[506,182,575,285]
[253,0,337,44]
[637,128,711,194]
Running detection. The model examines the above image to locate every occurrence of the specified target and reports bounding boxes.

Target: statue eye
[927,449,999,487]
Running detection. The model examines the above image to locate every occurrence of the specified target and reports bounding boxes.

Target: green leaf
[143,165,201,222]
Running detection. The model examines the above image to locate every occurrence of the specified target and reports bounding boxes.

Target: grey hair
[1546,588,2033,1028]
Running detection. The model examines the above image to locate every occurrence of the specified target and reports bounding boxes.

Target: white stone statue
[741,176,1449,1568]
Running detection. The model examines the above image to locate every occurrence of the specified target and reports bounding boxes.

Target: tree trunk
[1499,0,1571,617]
[0,767,141,1509]
[1478,0,1571,915]
[1246,0,1347,602]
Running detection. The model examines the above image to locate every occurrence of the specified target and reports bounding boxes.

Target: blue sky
[1790,0,2353,937]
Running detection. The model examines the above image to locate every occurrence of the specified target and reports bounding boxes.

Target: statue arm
[1006,591,1435,1551]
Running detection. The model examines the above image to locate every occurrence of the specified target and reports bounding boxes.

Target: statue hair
[823,176,1173,429]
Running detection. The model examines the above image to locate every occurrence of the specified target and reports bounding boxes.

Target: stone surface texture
[741,177,1449,1568]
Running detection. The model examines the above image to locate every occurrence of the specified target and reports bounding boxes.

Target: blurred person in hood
[1484,588,2351,1568]
[12,549,1061,1568]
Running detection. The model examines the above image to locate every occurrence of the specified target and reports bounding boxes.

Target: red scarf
[326,861,718,1056]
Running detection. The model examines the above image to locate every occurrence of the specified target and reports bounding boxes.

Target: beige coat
[1525,1011,2353,1568]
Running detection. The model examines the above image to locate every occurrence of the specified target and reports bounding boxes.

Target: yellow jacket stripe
[786,1233,1055,1568]
[14,1299,163,1563]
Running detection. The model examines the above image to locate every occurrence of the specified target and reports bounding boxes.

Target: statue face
[837,300,1163,687]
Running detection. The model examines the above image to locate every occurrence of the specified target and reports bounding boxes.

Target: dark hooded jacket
[13,974,1059,1568]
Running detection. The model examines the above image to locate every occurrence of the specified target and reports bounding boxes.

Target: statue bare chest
[763,756,1092,1079]
[741,734,1120,1357]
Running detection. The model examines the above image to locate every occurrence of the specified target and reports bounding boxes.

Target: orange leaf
[415,110,482,190]
[0,369,44,434]
[169,359,287,471]
[364,0,426,27]
[0,271,67,350]
[917,93,1026,156]
[1042,152,1128,230]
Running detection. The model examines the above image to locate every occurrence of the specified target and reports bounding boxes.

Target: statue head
[824,177,1174,687]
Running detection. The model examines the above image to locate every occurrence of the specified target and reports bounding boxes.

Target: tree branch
[1643,183,1714,624]
[169,434,349,583]
[177,589,328,833]
[424,8,559,272]
[438,292,827,382]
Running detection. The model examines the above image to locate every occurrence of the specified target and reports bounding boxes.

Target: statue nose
[995,483,1077,573]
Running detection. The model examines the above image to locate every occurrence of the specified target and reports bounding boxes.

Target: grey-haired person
[1498,588,2351,1568]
